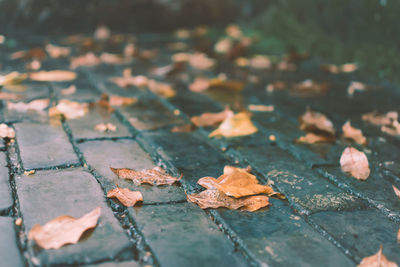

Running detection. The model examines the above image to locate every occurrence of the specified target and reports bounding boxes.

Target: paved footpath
[1,32,400,267]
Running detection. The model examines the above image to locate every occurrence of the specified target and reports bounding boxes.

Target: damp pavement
[1,33,400,267]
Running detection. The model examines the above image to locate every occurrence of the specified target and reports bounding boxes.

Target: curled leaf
[197,166,281,198]
[30,70,76,82]
[191,107,234,127]
[348,81,366,97]
[187,189,270,212]
[28,207,101,250]
[209,112,258,138]
[358,246,397,267]
[107,188,143,207]
[299,108,335,136]
[111,166,180,186]
[340,147,370,180]
[342,121,367,145]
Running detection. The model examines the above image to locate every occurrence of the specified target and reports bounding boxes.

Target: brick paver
[0,32,399,267]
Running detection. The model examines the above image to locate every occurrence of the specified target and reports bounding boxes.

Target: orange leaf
[0,124,15,138]
[209,112,258,138]
[191,107,234,127]
[45,44,71,59]
[60,85,77,96]
[296,132,335,144]
[70,53,101,69]
[107,188,143,207]
[189,77,210,92]
[147,80,176,98]
[340,147,370,180]
[170,124,195,133]
[188,53,216,70]
[392,185,400,199]
[248,104,274,112]
[187,189,270,212]
[8,99,50,112]
[299,108,335,136]
[197,166,281,198]
[291,79,328,97]
[358,246,397,267]
[30,70,76,82]
[109,96,137,106]
[28,207,101,249]
[95,123,117,132]
[0,72,27,86]
[110,166,180,186]
[49,100,88,119]
[342,121,367,145]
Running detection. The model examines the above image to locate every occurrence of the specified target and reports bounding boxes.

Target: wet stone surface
[16,168,135,265]
[0,217,24,267]
[14,122,79,170]
[79,139,186,204]
[0,153,12,213]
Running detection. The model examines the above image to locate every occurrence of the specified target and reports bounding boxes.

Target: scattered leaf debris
[111,166,181,186]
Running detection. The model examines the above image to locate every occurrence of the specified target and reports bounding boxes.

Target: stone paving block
[16,168,134,266]
[15,122,79,170]
[310,208,400,263]
[68,106,131,140]
[218,199,354,267]
[0,153,12,213]
[130,202,249,267]
[78,139,186,204]
[139,130,231,188]
[232,143,366,214]
[52,78,102,102]
[2,81,50,103]
[119,95,185,131]
[82,261,140,267]
[0,217,24,267]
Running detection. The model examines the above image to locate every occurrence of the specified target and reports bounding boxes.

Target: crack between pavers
[75,136,135,144]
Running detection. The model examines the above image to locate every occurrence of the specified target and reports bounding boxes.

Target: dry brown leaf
[109,96,137,106]
[296,133,335,144]
[0,124,15,138]
[30,70,76,82]
[340,147,370,180]
[45,44,71,58]
[291,79,328,97]
[60,85,77,96]
[266,81,287,93]
[214,38,234,54]
[197,166,281,198]
[189,53,216,70]
[28,207,101,250]
[111,73,148,88]
[209,112,258,138]
[249,55,271,69]
[100,53,131,65]
[0,92,23,100]
[25,60,41,71]
[11,48,46,61]
[208,78,244,91]
[398,229,400,244]
[362,111,397,126]
[94,25,111,40]
[170,124,195,133]
[70,53,101,69]
[342,121,367,145]
[320,63,358,74]
[358,246,397,267]
[8,99,50,112]
[49,100,88,119]
[0,72,27,86]
[189,77,210,92]
[191,107,234,127]
[248,104,274,112]
[348,81,366,97]
[107,188,143,207]
[95,123,117,132]
[392,185,400,199]
[299,108,336,136]
[147,80,176,98]
[187,189,270,212]
[111,166,181,186]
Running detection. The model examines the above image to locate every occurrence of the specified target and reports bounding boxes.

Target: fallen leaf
[348,81,366,97]
[100,53,131,65]
[187,189,270,212]
[248,104,274,112]
[45,44,71,58]
[189,77,210,92]
[358,246,397,267]
[107,188,143,207]
[95,123,117,132]
[191,107,234,127]
[30,70,77,82]
[49,100,88,119]
[398,229,400,244]
[0,72,27,86]
[70,53,101,69]
[392,185,400,199]
[170,124,195,133]
[362,111,397,126]
[109,95,137,106]
[208,78,244,91]
[0,124,15,138]
[249,55,271,69]
[342,121,367,145]
[299,108,336,136]
[8,99,50,112]
[320,63,358,74]
[94,25,111,40]
[60,85,77,96]
[28,207,101,249]
[189,53,216,70]
[226,24,242,39]
[111,166,181,186]
[11,48,46,61]
[24,170,35,176]
[197,166,281,198]
[291,79,328,97]
[111,72,148,88]
[209,112,258,138]
[340,147,370,180]
[296,133,335,144]
[0,92,23,100]
[147,80,176,98]
[214,38,233,54]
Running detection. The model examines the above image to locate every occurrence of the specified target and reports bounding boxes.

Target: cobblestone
[0,217,24,267]
[0,152,12,213]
